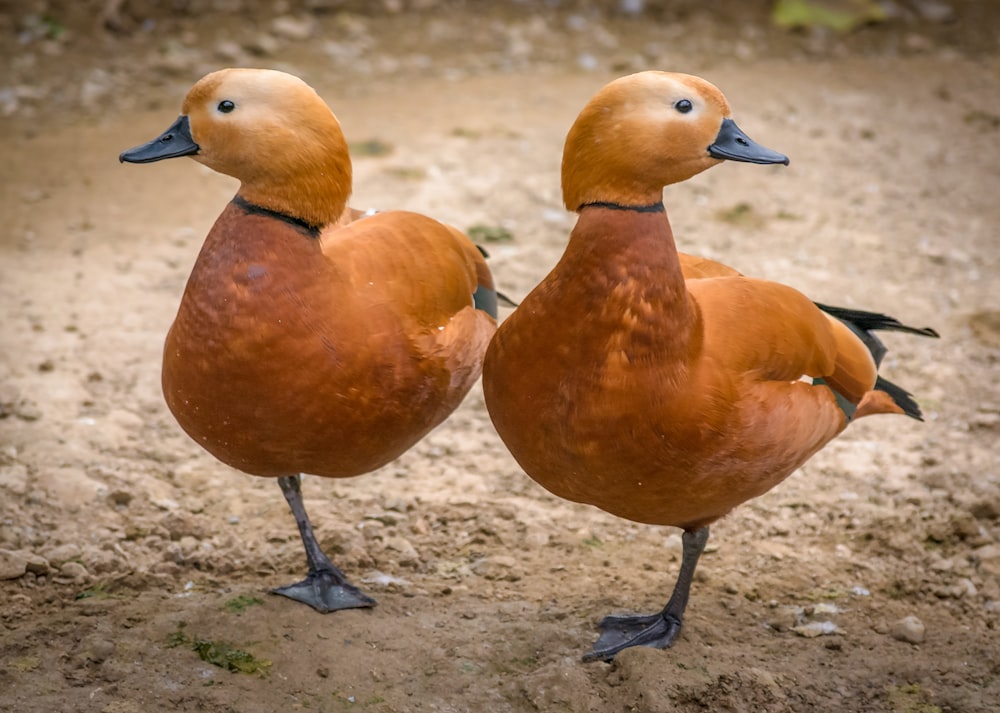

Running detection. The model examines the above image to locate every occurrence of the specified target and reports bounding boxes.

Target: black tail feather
[815,302,937,421]
[875,375,924,421]
[497,291,520,309]
[815,303,939,339]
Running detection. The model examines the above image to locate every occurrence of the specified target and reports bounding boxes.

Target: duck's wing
[689,277,932,423]
[678,252,742,280]
[320,209,497,396]
[689,277,842,381]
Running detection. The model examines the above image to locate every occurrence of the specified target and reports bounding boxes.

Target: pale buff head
[181,68,353,227]
[561,72,739,211]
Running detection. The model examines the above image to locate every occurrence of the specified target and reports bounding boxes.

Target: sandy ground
[2,3,999,712]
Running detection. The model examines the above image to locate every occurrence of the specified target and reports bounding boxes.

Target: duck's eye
[675,99,693,114]
[218,100,236,114]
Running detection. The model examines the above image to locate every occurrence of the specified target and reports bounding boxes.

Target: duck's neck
[231,195,323,237]
[562,204,697,354]
[580,199,666,214]
[235,137,353,230]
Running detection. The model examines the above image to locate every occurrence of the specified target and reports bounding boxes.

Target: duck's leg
[583,526,709,662]
[271,474,376,612]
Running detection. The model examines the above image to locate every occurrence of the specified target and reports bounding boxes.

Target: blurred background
[2,0,997,123]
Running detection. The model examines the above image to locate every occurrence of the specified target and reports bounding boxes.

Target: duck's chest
[502,218,696,380]
[169,204,342,359]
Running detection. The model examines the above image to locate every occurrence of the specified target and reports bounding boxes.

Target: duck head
[562,71,788,211]
[120,68,352,228]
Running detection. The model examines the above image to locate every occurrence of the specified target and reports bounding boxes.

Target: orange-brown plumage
[162,204,493,479]
[122,68,497,611]
[482,71,936,660]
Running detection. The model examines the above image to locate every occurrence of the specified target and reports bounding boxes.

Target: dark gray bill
[119,115,199,164]
[708,118,789,165]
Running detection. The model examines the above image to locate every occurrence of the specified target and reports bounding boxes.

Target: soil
[2,2,999,712]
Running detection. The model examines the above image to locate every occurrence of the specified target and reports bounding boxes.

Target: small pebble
[383,536,420,566]
[87,638,115,663]
[246,33,281,57]
[214,40,244,62]
[22,551,49,575]
[890,615,925,644]
[792,621,839,638]
[58,561,90,582]
[471,555,522,581]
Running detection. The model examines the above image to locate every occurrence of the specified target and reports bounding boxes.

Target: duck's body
[482,71,936,661]
[490,205,844,529]
[122,68,498,611]
[164,201,493,479]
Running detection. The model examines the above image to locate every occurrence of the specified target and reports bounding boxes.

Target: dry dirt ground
[2,2,999,712]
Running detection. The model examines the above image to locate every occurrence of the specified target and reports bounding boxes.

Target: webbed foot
[272,568,376,612]
[582,527,710,662]
[583,612,682,662]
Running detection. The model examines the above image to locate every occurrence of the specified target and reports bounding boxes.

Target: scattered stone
[81,545,124,574]
[101,700,143,713]
[410,516,430,536]
[952,513,984,540]
[213,40,244,62]
[471,555,522,581]
[271,15,317,41]
[890,615,925,644]
[359,520,385,541]
[383,536,420,567]
[21,551,49,575]
[80,68,114,110]
[153,42,201,76]
[108,489,133,507]
[576,53,599,71]
[912,0,955,22]
[0,462,29,495]
[974,543,1000,577]
[521,657,603,711]
[43,467,107,506]
[765,606,800,632]
[365,512,400,526]
[970,499,999,521]
[970,411,1000,430]
[246,33,281,57]
[164,512,212,541]
[0,87,18,117]
[792,621,839,638]
[619,0,645,15]
[44,542,82,565]
[957,578,978,598]
[87,638,116,663]
[524,526,550,548]
[361,570,410,588]
[57,560,90,582]
[967,311,1000,348]
[0,549,29,580]
[904,33,934,52]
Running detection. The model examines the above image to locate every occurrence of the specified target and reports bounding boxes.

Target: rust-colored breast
[163,202,494,478]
